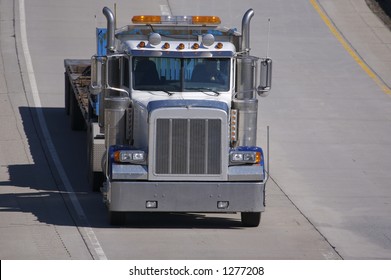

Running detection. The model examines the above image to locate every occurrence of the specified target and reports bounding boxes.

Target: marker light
[255,152,261,163]
[192,16,221,25]
[138,41,146,48]
[216,42,223,49]
[192,43,200,49]
[230,109,238,142]
[178,43,185,50]
[146,201,158,209]
[217,201,229,209]
[162,42,170,49]
[132,15,161,24]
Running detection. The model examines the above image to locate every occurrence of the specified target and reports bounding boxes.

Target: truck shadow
[0,106,243,229]
[118,212,243,229]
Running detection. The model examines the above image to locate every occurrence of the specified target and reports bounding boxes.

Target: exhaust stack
[241,9,254,53]
[103,7,115,53]
[234,8,259,147]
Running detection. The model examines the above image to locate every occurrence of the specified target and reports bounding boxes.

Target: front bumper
[107,181,265,212]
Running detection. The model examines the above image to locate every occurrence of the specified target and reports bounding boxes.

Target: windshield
[133,57,230,92]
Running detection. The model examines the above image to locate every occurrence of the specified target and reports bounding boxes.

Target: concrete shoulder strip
[310,0,391,95]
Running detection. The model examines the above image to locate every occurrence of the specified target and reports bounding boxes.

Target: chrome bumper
[107,181,265,212]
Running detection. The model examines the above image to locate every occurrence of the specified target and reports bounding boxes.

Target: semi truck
[64,6,272,226]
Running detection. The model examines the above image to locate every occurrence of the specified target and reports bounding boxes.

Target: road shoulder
[318,0,391,92]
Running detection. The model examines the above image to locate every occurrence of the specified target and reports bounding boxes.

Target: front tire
[241,212,261,227]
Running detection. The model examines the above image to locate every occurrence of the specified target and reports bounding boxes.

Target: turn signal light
[255,152,261,163]
[132,15,161,24]
[192,16,221,25]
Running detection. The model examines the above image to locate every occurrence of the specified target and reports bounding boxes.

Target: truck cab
[66,7,272,226]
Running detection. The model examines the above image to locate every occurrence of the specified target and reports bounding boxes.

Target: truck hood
[131,90,232,111]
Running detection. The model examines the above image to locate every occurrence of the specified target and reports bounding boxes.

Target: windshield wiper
[187,87,220,96]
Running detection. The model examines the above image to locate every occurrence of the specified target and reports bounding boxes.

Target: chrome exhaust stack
[234,9,259,147]
[103,7,115,53]
[241,8,255,53]
[233,9,272,148]
[237,8,257,101]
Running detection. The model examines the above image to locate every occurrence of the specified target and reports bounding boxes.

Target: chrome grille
[155,118,222,175]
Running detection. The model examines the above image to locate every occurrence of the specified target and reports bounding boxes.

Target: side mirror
[257,58,272,97]
[105,54,130,97]
[92,55,130,97]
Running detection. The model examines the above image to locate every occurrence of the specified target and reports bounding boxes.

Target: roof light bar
[132,15,221,25]
[162,15,191,24]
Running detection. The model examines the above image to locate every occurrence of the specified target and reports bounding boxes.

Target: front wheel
[241,212,261,227]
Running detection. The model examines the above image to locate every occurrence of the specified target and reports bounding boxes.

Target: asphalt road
[0,0,390,259]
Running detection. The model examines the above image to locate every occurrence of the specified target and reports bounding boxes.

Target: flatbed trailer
[64,59,92,129]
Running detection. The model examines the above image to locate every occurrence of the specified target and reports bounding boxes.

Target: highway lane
[264,0,391,259]
[272,0,391,259]
[21,0,340,259]
[1,0,390,259]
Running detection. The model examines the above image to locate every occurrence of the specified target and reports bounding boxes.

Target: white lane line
[18,0,107,260]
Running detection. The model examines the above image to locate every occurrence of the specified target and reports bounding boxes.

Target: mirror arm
[106,85,130,97]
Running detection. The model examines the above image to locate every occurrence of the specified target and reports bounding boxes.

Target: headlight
[114,150,146,164]
[229,151,261,165]
[231,153,244,161]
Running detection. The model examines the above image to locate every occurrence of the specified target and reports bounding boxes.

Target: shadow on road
[366,0,391,30]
